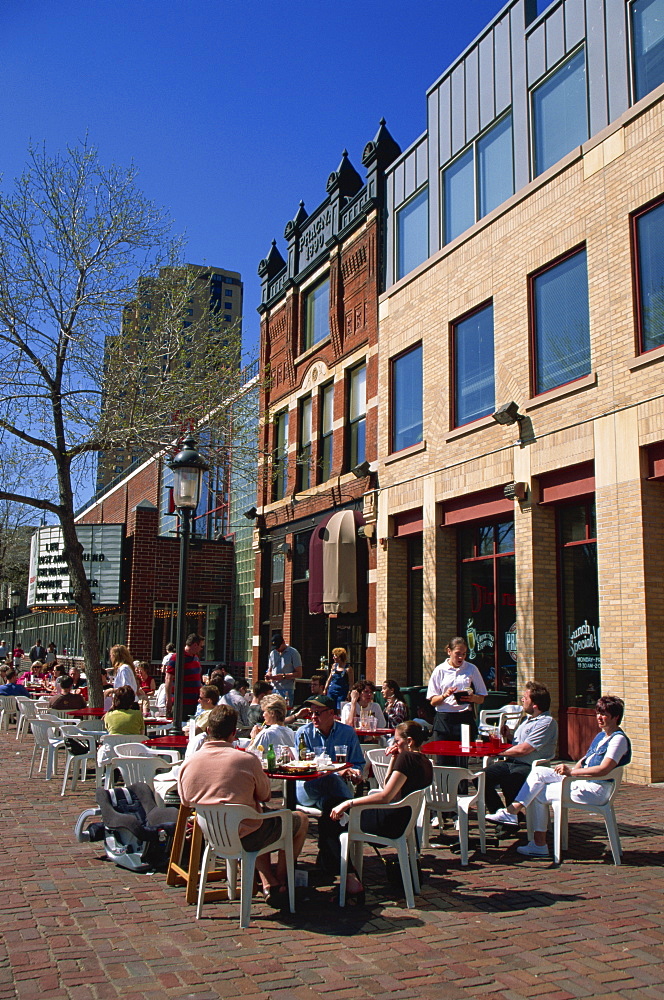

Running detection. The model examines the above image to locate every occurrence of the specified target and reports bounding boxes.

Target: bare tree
[0,142,249,704]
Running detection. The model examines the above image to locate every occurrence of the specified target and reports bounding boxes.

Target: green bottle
[298,733,307,761]
[266,743,277,773]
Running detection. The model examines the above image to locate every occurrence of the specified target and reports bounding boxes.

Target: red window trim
[441,487,513,526]
[393,508,424,537]
[631,193,664,357]
[539,461,595,504]
[528,242,587,398]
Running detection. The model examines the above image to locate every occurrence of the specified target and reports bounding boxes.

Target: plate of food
[279,761,319,774]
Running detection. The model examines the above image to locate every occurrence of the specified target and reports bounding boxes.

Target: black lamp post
[10,589,21,655]
[168,435,208,735]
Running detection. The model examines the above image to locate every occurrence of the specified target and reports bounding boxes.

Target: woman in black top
[330,721,433,898]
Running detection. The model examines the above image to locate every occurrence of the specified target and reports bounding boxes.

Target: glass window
[407,535,424,685]
[443,147,474,245]
[458,520,516,697]
[159,464,177,538]
[272,410,289,500]
[348,363,367,469]
[558,502,600,708]
[631,0,664,101]
[477,114,514,218]
[532,47,588,176]
[391,344,423,452]
[319,382,334,483]
[293,530,312,581]
[532,247,590,394]
[396,186,429,280]
[453,303,495,426]
[634,198,664,352]
[443,115,514,245]
[297,395,312,491]
[304,277,330,350]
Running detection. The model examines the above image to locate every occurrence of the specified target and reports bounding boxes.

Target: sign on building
[27,525,124,607]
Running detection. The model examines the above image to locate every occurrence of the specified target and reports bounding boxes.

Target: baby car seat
[74,781,179,872]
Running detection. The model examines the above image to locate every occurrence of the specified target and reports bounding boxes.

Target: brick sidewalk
[1,732,663,1000]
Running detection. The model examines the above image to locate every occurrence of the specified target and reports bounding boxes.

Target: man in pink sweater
[177,704,308,906]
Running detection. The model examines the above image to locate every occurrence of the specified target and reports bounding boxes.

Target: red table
[354,728,394,739]
[145,734,188,751]
[264,764,345,809]
[422,739,509,757]
[61,706,105,718]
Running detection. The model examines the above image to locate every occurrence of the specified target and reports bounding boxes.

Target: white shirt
[340,700,387,729]
[113,664,138,693]
[426,658,487,713]
[248,724,296,751]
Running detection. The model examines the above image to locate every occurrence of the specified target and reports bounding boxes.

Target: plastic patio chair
[59,724,102,795]
[0,695,18,731]
[104,751,176,789]
[97,734,147,785]
[421,766,486,865]
[548,766,625,865]
[195,803,295,927]
[15,696,37,740]
[478,704,524,737]
[365,747,390,788]
[339,788,425,908]
[28,718,66,779]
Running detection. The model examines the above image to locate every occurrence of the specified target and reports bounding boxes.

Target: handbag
[64,736,90,756]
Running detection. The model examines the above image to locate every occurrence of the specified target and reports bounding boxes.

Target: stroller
[74,781,179,872]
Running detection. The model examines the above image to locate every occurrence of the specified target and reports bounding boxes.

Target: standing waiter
[427,636,487,766]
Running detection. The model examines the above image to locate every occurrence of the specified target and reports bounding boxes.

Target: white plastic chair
[114,742,180,765]
[421,766,486,865]
[478,704,524,736]
[59,725,102,795]
[104,751,175,789]
[15,696,37,740]
[365,748,390,788]
[195,803,295,927]
[97,734,147,782]
[28,719,66,779]
[34,703,68,720]
[339,788,424,908]
[549,767,624,865]
[0,695,18,731]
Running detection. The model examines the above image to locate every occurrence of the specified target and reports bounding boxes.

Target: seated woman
[486,695,631,857]
[135,661,155,695]
[248,694,296,752]
[330,721,433,901]
[103,685,146,735]
[340,681,387,729]
[381,679,408,728]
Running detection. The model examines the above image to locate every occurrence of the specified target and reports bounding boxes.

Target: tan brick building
[376,0,664,781]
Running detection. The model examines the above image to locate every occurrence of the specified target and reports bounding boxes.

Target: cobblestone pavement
[1,732,663,1000]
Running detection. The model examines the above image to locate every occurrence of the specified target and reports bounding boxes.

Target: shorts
[241,810,302,851]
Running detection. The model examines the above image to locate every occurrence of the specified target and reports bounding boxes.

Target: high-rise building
[95,264,243,493]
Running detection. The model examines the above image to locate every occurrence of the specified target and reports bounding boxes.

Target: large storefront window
[458,519,516,697]
[151,602,226,663]
[558,502,600,707]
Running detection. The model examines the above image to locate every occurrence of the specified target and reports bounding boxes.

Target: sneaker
[516,840,550,857]
[485,808,518,826]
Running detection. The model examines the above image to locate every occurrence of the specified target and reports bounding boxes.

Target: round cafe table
[263,764,346,810]
[353,727,394,739]
[144,734,188,752]
[61,706,105,718]
[421,738,509,758]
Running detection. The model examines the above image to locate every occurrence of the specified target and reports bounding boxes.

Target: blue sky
[1,0,506,359]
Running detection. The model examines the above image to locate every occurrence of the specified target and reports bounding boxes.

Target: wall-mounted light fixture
[243,506,258,520]
[275,540,291,556]
[492,401,524,427]
[504,481,529,501]
[351,460,371,479]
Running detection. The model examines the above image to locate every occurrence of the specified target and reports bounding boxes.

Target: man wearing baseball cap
[295,694,365,872]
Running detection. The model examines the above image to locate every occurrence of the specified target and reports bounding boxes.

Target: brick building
[252,123,401,680]
[375,0,664,781]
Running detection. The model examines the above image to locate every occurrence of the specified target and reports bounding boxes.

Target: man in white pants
[486,695,631,857]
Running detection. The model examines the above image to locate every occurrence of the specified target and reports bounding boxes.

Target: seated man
[285,672,327,725]
[0,668,29,698]
[191,684,220,735]
[481,681,558,818]
[221,677,250,727]
[177,704,309,906]
[295,694,365,871]
[49,675,87,709]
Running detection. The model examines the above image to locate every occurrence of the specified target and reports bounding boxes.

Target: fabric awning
[323,510,358,614]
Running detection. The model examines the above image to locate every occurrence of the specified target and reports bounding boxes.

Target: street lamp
[168,435,208,735]
[10,589,21,656]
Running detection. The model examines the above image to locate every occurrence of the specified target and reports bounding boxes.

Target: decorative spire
[257,240,286,279]
[326,149,363,197]
[362,117,401,169]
